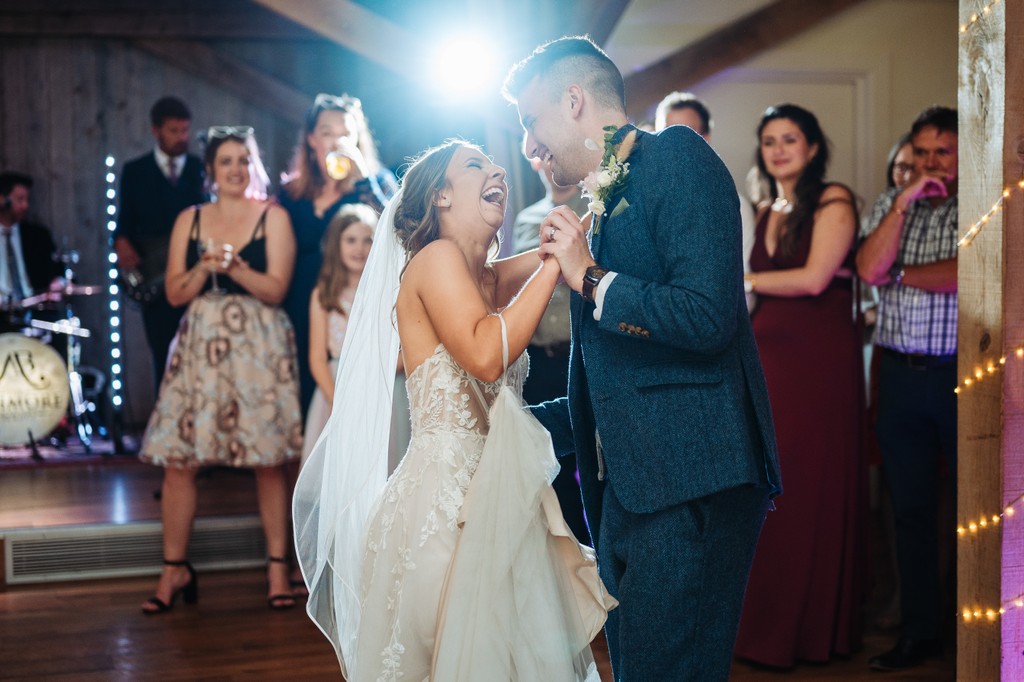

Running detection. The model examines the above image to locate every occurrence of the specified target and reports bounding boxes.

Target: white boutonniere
[581,125,636,234]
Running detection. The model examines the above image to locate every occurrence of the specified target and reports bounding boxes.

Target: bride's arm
[492,249,544,307]
[411,240,559,382]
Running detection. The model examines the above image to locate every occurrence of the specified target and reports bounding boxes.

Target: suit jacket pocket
[634,362,722,387]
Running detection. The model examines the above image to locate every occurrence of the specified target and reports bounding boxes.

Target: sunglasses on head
[313,94,361,111]
[207,125,254,140]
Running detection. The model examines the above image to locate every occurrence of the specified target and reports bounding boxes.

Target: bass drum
[0,333,70,445]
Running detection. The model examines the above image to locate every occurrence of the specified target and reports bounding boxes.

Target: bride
[293,140,615,681]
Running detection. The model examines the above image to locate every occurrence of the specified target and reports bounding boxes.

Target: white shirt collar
[154,147,185,176]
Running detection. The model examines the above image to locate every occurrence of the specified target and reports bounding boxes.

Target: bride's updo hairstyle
[393,139,474,263]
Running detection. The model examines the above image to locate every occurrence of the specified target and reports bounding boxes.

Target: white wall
[610,0,958,209]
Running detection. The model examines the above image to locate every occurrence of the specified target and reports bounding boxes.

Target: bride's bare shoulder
[403,240,468,280]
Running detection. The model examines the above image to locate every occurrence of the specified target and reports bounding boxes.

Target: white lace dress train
[333,341,613,681]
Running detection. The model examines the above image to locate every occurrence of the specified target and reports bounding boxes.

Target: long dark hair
[756,104,829,258]
[283,93,383,202]
[393,140,467,265]
[203,129,269,199]
[393,139,501,282]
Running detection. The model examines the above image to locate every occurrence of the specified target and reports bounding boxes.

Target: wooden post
[957,1,1024,680]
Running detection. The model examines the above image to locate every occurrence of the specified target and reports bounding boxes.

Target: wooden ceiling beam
[0,1,312,39]
[623,0,870,116]
[133,39,307,126]
[581,0,632,47]
[249,0,415,76]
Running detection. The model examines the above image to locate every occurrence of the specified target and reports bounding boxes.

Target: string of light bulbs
[957,492,1024,626]
[953,345,1024,395]
[104,155,124,413]
[956,0,1020,248]
[957,179,1024,248]
[959,0,1003,34]
[957,492,1023,539]
[961,592,1024,624]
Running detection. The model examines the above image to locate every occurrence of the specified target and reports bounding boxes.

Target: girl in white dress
[294,141,614,681]
[301,203,376,462]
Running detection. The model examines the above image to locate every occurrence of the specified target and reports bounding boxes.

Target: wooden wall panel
[0,37,304,426]
[957,0,1024,678]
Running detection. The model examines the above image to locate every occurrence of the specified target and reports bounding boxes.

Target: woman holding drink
[139,126,303,613]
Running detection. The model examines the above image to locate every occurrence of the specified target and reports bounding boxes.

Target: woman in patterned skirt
[140,126,303,613]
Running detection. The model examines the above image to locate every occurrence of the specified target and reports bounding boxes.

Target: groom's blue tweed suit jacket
[533,124,781,544]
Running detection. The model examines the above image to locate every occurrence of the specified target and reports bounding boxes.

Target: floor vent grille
[3,516,266,584]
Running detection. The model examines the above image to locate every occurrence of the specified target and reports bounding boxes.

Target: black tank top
[185,205,269,296]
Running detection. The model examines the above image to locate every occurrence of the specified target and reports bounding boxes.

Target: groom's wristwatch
[581,265,610,302]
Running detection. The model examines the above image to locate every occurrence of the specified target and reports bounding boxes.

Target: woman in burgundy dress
[735,104,866,667]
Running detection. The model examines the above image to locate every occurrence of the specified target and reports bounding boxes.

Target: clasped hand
[901,173,948,204]
[537,205,596,293]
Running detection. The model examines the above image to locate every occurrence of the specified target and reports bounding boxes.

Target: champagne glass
[199,238,231,294]
[325,150,352,180]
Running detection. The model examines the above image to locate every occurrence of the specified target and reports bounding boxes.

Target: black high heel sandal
[142,559,198,615]
[267,556,297,610]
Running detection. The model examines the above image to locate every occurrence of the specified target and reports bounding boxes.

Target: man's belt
[881,347,956,369]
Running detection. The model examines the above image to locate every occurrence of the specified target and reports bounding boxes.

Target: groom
[503,37,781,680]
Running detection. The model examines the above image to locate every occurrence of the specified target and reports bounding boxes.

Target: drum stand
[28,316,94,452]
[34,248,99,454]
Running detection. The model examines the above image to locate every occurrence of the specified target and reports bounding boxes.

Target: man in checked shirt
[857,105,958,672]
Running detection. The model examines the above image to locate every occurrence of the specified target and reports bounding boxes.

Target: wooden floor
[0,459,954,680]
[0,457,259,529]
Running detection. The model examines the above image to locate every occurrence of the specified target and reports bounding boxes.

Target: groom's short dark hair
[502,36,625,113]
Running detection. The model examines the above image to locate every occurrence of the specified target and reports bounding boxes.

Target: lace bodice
[404,343,529,438]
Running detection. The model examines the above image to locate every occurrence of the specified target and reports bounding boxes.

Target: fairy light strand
[954,346,1024,395]
[958,180,1024,248]
[957,493,1024,625]
[959,0,1002,34]
[956,0,1021,247]
[957,492,1024,539]
[961,591,1024,624]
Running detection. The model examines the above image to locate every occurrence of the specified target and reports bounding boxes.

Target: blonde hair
[316,203,379,313]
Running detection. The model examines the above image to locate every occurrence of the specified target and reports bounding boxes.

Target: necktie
[167,158,179,186]
[4,231,25,301]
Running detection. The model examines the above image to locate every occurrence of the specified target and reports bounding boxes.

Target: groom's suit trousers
[598,482,770,681]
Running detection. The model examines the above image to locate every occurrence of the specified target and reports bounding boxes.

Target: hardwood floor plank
[0,460,954,680]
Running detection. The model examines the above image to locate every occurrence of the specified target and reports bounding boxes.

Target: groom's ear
[566,84,585,121]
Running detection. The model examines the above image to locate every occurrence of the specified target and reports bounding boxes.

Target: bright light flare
[429,34,500,102]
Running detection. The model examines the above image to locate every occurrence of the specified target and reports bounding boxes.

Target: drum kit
[0,248,103,456]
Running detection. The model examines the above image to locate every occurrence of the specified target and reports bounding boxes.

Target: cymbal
[29,318,91,338]
[63,284,103,296]
[19,284,104,307]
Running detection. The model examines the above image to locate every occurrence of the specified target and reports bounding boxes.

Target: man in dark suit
[115,96,205,387]
[0,172,63,332]
[503,37,782,681]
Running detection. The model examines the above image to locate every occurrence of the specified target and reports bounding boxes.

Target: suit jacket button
[618,322,627,332]
[642,330,650,338]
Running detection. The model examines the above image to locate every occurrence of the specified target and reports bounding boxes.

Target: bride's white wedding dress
[354,338,612,681]
[294,189,613,682]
